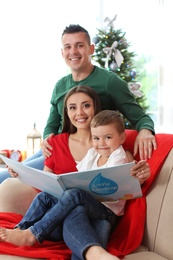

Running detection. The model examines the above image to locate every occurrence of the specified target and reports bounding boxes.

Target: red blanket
[0,130,173,259]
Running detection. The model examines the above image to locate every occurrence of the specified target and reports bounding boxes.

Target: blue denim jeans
[63,207,113,260]
[17,189,118,259]
[0,149,44,183]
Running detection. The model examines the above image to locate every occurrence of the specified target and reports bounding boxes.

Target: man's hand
[42,133,54,159]
[133,129,157,160]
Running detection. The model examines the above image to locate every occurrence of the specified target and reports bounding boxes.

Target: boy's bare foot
[85,245,120,260]
[0,227,36,246]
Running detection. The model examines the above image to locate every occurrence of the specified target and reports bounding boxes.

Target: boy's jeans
[17,189,118,259]
[63,207,113,260]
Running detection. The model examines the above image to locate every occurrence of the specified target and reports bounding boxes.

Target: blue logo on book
[89,173,118,195]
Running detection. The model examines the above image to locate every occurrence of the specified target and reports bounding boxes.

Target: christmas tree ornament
[110,62,118,72]
[92,36,99,44]
[121,40,128,48]
[130,69,137,78]
[104,14,117,30]
[128,82,143,97]
[103,41,124,69]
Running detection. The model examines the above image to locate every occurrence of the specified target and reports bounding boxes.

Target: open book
[0,155,142,201]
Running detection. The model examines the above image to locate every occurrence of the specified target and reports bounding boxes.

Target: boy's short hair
[91,110,125,134]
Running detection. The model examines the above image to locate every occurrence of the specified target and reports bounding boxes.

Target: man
[43,24,157,160]
[0,24,157,183]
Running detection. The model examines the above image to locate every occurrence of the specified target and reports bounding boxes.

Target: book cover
[61,163,142,201]
[0,155,142,201]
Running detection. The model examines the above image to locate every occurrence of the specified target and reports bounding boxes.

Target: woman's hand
[42,133,54,159]
[8,167,18,177]
[130,160,150,185]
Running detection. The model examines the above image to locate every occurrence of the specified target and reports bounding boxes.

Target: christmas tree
[92,15,148,129]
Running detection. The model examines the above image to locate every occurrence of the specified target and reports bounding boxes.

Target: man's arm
[133,129,157,160]
[43,104,62,140]
[108,75,157,159]
[42,89,62,158]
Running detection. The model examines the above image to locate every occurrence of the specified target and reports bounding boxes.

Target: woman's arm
[130,160,150,185]
[43,165,53,172]
[125,150,150,185]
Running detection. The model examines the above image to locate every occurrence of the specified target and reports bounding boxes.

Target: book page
[0,155,65,198]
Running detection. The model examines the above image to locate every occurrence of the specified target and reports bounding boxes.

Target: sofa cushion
[124,251,168,260]
[142,149,173,259]
[0,178,38,215]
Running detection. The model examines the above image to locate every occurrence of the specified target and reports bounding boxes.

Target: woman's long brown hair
[62,86,101,134]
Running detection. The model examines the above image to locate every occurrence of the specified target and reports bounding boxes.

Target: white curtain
[157,0,173,132]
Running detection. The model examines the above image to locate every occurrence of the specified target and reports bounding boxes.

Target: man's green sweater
[43,66,154,139]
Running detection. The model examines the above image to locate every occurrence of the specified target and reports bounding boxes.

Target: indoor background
[0,0,172,151]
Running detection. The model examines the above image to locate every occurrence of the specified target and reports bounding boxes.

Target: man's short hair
[62,24,91,44]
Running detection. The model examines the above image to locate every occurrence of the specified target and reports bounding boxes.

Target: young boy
[77,110,129,216]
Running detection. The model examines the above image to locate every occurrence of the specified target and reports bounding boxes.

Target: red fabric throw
[0,130,173,259]
[0,212,71,260]
[107,130,173,258]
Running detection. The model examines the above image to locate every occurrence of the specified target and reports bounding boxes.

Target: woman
[0,86,150,260]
